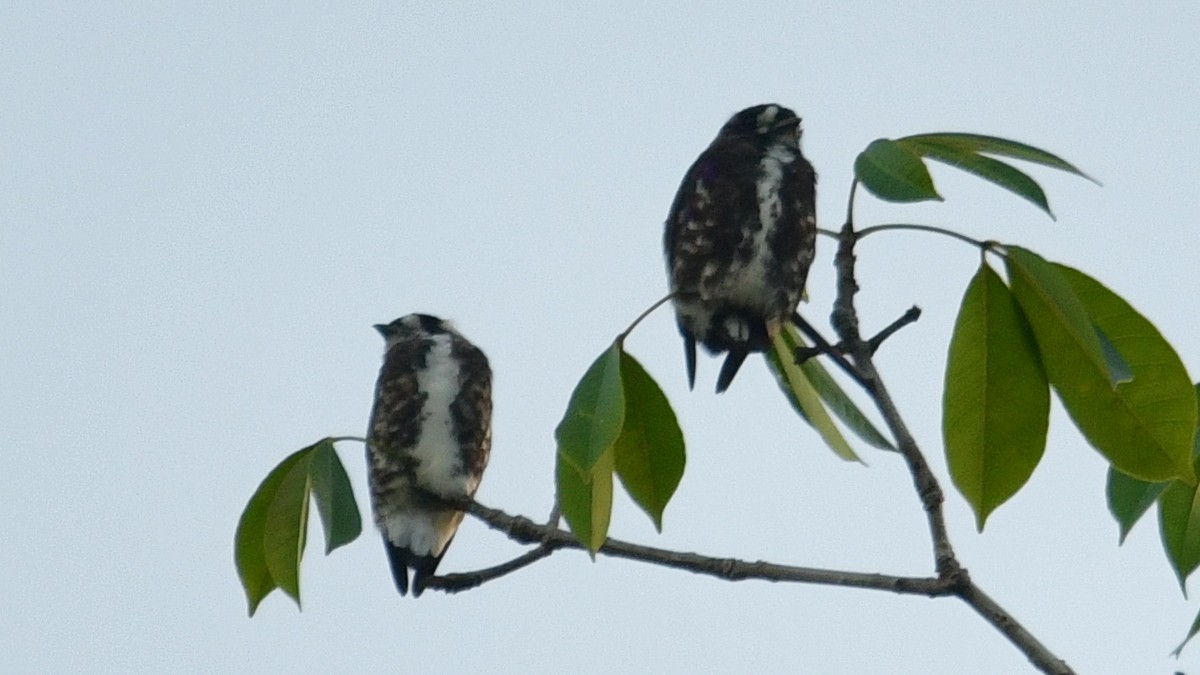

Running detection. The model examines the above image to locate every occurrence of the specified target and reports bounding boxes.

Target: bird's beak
[781,120,801,146]
[373,324,389,336]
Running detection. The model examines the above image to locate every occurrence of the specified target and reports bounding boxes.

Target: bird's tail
[383,540,446,598]
[712,312,771,393]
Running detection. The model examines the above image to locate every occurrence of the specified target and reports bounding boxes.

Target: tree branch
[832,217,958,576]
[830,207,1074,674]
[437,499,946,596]
[959,583,1074,675]
[426,543,556,593]
[429,499,1072,673]
[428,181,1076,674]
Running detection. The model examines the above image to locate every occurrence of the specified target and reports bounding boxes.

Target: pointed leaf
[899,133,1096,183]
[1160,478,1200,594]
[898,138,1053,217]
[766,330,862,463]
[1005,246,1108,383]
[943,261,1050,530]
[1107,468,1166,544]
[1006,248,1194,482]
[555,344,626,473]
[309,438,363,555]
[1107,383,1198,545]
[1172,606,1200,656]
[557,448,614,554]
[776,325,893,450]
[1057,264,1197,483]
[263,451,312,606]
[1151,387,1200,558]
[235,447,311,616]
[612,352,685,530]
[854,138,942,203]
[803,358,895,451]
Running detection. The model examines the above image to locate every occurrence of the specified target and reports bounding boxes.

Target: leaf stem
[327,435,367,445]
[855,223,988,249]
[845,179,859,226]
[617,293,676,343]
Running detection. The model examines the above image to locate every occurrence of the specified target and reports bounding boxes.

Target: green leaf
[612,352,685,531]
[236,438,371,615]
[1149,386,1200,554]
[263,451,312,607]
[802,358,895,452]
[1106,468,1166,544]
[555,344,626,474]
[1160,478,1200,594]
[943,261,1050,530]
[766,330,862,463]
[1006,248,1195,483]
[898,133,1096,182]
[308,439,363,554]
[854,138,942,203]
[897,137,1053,217]
[1057,264,1197,483]
[557,447,614,554]
[774,325,893,450]
[235,447,310,616]
[1005,247,1108,383]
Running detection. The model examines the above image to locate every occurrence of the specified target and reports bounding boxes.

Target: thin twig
[425,544,556,594]
[790,312,870,390]
[867,305,922,354]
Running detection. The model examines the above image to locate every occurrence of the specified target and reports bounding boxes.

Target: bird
[366,313,492,597]
[664,103,817,393]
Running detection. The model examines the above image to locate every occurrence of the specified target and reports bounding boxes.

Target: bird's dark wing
[769,154,817,298]
[449,336,492,488]
[367,338,430,458]
[664,136,764,296]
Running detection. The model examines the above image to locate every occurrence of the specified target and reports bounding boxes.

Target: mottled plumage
[367,314,492,596]
[664,103,817,392]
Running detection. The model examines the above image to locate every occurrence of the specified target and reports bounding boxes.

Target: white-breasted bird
[366,314,492,596]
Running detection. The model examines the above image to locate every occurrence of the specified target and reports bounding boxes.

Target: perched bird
[664,103,817,393]
[366,314,492,596]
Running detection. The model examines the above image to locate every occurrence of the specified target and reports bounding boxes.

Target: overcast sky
[4,3,1199,674]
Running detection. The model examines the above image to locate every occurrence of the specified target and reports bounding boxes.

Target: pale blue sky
[3,3,1199,673]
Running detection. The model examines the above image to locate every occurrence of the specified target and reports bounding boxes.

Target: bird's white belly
[381,509,460,557]
[412,335,472,498]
